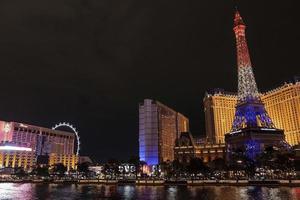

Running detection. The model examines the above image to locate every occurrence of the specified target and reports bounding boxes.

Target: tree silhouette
[187,158,209,178]
[31,166,49,177]
[77,162,90,177]
[52,163,67,177]
[14,167,27,178]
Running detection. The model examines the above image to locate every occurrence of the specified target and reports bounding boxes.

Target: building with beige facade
[139,99,189,165]
[204,80,300,146]
[204,89,237,144]
[262,81,300,146]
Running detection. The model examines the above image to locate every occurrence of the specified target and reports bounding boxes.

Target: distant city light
[230,130,241,134]
[261,128,277,131]
[0,146,32,151]
[19,123,28,128]
[3,122,11,133]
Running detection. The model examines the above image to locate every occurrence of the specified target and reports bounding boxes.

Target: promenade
[1,178,300,187]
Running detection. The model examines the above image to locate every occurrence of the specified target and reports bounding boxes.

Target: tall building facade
[262,81,300,146]
[139,99,189,165]
[204,90,237,144]
[204,80,300,145]
[0,120,77,170]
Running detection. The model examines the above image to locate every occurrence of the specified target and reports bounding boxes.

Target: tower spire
[233,8,259,103]
[226,8,287,161]
[234,9,245,27]
[231,9,275,131]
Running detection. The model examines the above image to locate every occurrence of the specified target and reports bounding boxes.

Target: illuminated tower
[225,9,286,160]
[231,10,274,131]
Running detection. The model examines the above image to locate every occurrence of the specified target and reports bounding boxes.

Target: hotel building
[139,99,189,165]
[0,120,77,171]
[204,79,300,146]
[204,89,237,144]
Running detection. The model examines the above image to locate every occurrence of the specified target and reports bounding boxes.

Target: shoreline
[1,179,300,187]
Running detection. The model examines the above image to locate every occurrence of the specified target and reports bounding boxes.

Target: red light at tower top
[234,10,245,27]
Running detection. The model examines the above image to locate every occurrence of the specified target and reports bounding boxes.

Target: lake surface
[0,183,300,200]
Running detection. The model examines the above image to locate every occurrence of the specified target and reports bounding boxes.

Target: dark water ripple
[0,183,299,200]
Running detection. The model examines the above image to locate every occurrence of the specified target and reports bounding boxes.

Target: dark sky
[0,1,298,162]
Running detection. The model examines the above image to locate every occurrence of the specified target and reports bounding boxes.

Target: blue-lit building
[139,99,189,165]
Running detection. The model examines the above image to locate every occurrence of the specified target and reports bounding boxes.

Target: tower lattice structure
[231,10,275,131]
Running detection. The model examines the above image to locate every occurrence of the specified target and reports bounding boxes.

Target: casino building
[0,120,77,171]
[204,79,300,146]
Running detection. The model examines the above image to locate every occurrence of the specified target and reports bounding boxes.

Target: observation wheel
[52,122,80,155]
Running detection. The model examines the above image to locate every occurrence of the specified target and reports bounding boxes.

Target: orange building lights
[204,80,300,146]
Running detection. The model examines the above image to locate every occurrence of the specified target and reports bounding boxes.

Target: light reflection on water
[0,183,299,200]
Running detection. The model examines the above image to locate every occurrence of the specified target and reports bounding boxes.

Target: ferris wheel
[52,122,80,155]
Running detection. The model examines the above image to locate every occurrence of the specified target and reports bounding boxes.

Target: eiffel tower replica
[225,9,286,160]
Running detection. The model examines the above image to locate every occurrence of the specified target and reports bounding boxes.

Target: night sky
[0,1,298,162]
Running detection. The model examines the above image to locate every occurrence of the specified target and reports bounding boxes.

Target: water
[0,183,299,200]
